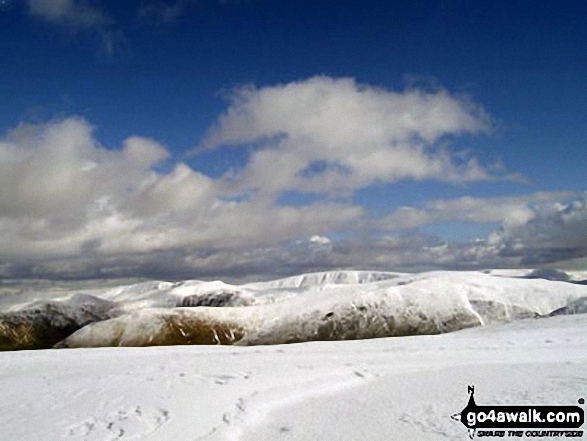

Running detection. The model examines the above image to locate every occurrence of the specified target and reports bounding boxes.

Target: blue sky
[0,0,586,280]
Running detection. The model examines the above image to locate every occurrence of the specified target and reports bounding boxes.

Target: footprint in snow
[65,406,170,440]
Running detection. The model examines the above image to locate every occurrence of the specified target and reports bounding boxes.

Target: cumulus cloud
[370,193,587,269]
[391,195,587,269]
[0,77,583,280]
[199,76,509,199]
[492,197,587,264]
[380,192,576,231]
[309,235,332,245]
[0,117,363,274]
[284,194,587,272]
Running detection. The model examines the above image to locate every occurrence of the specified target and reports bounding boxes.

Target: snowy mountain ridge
[1,269,586,350]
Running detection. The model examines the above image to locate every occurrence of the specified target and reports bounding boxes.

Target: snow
[0,313,585,440]
[0,293,115,350]
[0,269,586,439]
[2,270,587,350]
[58,270,587,348]
[245,270,404,289]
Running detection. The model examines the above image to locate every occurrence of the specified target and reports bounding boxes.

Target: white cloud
[0,77,583,279]
[493,197,587,264]
[312,193,587,270]
[309,235,332,245]
[200,76,507,199]
[379,192,576,231]
[386,195,587,269]
[0,117,363,269]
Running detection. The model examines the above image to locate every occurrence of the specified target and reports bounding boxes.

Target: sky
[0,0,586,281]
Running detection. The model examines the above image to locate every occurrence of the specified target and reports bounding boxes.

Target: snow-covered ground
[0,270,586,440]
[0,313,585,440]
